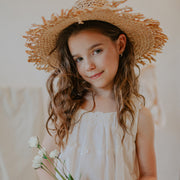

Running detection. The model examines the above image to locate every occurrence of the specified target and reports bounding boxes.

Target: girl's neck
[81,90,116,113]
[92,86,114,99]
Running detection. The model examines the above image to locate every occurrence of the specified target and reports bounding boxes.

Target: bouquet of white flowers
[28,136,74,180]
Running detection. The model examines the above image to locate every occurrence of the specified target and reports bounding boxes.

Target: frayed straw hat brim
[24,0,168,72]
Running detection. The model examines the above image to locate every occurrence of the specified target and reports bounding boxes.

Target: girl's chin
[90,83,113,91]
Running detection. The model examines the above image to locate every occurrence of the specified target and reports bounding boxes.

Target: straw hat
[23,0,168,72]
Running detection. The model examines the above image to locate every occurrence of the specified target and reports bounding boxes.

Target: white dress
[56,100,141,180]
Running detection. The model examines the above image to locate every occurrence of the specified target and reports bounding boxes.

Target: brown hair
[46,20,144,149]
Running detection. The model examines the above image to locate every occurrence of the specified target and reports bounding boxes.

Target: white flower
[49,149,59,159]
[38,147,47,157]
[28,136,39,148]
[32,155,43,169]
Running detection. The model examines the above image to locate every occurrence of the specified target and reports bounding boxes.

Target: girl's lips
[89,71,103,79]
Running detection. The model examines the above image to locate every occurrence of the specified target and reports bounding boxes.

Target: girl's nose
[85,58,96,71]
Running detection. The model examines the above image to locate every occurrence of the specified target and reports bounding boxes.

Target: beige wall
[0,0,179,179]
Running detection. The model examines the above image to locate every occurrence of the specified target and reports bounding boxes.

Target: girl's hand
[36,131,59,180]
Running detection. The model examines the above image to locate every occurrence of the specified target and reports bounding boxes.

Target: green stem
[38,144,43,150]
[57,157,73,178]
[41,166,54,179]
[38,145,67,180]
[41,163,58,180]
[55,166,67,180]
[57,157,70,174]
[46,155,66,180]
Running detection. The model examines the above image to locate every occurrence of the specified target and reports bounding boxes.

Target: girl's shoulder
[131,94,144,111]
[138,106,154,136]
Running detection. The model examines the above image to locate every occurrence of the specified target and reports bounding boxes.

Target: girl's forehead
[68,30,112,54]
[68,29,112,46]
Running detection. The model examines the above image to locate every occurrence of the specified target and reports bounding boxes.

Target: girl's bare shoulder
[137,106,154,137]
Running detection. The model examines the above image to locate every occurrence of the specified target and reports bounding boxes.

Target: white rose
[32,155,43,169]
[28,136,39,148]
[49,149,59,159]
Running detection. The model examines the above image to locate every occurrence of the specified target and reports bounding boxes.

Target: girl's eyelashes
[74,57,83,63]
[73,48,103,63]
[92,48,103,55]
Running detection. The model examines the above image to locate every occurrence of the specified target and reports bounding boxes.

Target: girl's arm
[136,107,157,180]
[36,131,59,180]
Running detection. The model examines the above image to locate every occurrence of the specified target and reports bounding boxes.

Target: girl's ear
[116,34,126,55]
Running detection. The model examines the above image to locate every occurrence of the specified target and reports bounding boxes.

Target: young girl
[24,0,167,179]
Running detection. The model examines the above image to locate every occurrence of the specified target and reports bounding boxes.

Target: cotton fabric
[0,87,44,180]
[56,99,142,180]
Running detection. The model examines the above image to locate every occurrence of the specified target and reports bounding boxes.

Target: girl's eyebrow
[88,43,103,51]
[72,43,103,58]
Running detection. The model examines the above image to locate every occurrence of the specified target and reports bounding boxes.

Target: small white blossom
[38,147,47,157]
[32,155,43,169]
[28,136,39,148]
[49,149,59,159]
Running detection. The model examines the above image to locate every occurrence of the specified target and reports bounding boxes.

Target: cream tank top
[56,99,142,180]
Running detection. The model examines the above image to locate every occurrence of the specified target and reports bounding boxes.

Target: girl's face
[68,30,126,92]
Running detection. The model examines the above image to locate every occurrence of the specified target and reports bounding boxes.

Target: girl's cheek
[76,64,84,75]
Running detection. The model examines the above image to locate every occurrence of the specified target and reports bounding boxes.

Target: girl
[24,0,167,179]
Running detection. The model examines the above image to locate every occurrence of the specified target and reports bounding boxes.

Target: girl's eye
[74,57,83,63]
[92,49,102,55]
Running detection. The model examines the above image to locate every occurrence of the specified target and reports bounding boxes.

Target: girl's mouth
[89,71,104,79]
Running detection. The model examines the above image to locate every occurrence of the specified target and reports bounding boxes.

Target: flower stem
[41,163,58,180]
[55,166,67,180]
[37,144,67,180]
[46,155,66,180]
[57,157,70,174]
[57,157,74,179]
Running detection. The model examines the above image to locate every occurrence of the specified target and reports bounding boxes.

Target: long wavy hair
[46,20,144,149]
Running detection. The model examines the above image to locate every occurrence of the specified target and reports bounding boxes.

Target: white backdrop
[0,0,180,179]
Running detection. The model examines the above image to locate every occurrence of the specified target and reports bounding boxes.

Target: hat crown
[74,0,109,10]
[24,0,167,72]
